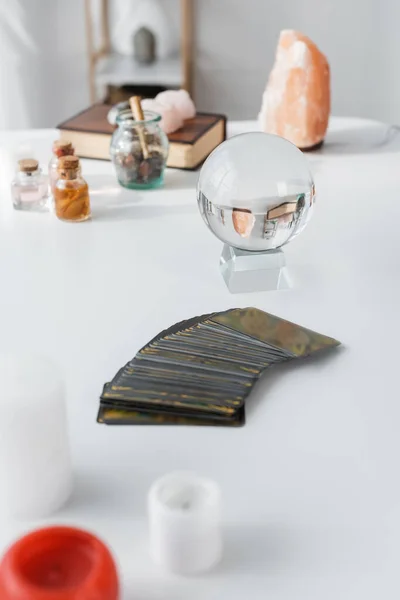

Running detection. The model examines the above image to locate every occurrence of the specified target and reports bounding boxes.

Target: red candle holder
[0,526,119,600]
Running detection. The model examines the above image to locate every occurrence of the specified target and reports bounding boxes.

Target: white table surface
[1,117,400,599]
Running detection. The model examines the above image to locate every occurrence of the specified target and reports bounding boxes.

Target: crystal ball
[197,132,315,252]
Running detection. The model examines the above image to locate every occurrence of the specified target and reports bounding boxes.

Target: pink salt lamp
[259,30,330,150]
[232,209,255,238]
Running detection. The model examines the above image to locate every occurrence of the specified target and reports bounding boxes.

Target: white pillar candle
[148,472,222,574]
[0,353,73,519]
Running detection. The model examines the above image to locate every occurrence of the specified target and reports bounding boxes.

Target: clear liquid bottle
[54,156,91,222]
[11,159,50,211]
[49,140,75,195]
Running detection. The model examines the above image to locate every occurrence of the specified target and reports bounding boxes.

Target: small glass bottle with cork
[54,156,91,222]
[11,159,50,211]
[49,139,76,194]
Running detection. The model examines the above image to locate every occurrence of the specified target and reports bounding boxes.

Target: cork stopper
[18,159,39,173]
[57,155,80,171]
[53,139,73,153]
[57,155,81,180]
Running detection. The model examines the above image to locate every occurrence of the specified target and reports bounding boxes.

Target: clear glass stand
[220,245,290,293]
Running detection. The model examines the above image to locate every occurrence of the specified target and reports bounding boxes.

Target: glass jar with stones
[110,109,169,190]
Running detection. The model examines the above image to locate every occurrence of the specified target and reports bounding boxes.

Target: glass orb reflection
[197,132,315,252]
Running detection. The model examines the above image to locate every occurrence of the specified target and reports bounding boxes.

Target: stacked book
[58,104,226,170]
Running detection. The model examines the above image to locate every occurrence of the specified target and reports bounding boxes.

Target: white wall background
[1,0,400,129]
[0,0,89,129]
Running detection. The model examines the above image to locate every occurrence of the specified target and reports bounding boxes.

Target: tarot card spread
[98,307,340,426]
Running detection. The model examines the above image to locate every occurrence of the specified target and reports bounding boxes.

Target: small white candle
[148,472,222,574]
[0,353,73,518]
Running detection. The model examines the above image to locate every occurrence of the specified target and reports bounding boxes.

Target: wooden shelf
[95,52,183,88]
[85,0,193,104]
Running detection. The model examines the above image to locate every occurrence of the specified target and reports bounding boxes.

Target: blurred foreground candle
[0,526,119,599]
[0,354,72,518]
[148,472,222,574]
